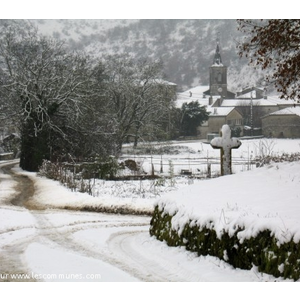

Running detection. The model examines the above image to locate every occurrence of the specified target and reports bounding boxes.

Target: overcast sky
[0,1,293,20]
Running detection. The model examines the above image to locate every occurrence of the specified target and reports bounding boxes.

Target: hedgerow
[150,205,300,281]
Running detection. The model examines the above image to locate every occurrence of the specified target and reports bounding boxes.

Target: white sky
[0,1,295,19]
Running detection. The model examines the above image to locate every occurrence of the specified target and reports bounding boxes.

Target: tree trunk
[19,121,50,172]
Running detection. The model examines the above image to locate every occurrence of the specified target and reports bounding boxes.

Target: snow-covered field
[1,138,300,298]
[20,138,300,214]
[157,160,300,243]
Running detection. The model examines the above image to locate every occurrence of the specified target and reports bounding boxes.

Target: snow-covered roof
[264,106,300,118]
[237,90,257,99]
[222,96,295,107]
[140,79,177,86]
[211,63,224,67]
[176,85,210,108]
[176,86,297,113]
[207,107,236,116]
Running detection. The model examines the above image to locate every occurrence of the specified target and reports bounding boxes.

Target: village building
[176,42,299,139]
[261,107,300,138]
[202,42,236,99]
[200,107,243,140]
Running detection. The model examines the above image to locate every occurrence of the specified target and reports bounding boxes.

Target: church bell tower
[209,40,228,98]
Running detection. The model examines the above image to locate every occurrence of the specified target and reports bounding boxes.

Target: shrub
[38,156,120,194]
[150,204,300,281]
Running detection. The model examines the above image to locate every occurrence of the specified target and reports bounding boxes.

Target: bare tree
[0,23,178,169]
[0,22,96,170]
[101,54,176,152]
[237,19,300,100]
[236,100,265,130]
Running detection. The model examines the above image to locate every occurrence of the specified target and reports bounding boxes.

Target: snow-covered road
[0,161,284,282]
[0,162,149,281]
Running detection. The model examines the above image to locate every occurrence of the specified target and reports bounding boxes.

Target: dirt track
[1,163,34,207]
[0,162,38,281]
[1,163,45,211]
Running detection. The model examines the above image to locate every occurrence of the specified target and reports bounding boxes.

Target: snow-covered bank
[12,138,300,215]
[155,161,300,245]
[20,168,156,215]
[150,159,300,280]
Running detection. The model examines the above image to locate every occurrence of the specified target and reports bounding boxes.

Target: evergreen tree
[180,101,209,136]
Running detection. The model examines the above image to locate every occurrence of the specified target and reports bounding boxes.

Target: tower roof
[213,43,222,65]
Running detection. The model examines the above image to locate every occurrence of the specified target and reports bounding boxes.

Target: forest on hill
[32,19,266,92]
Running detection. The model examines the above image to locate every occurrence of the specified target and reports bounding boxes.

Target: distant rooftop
[176,86,210,108]
[207,107,235,116]
[177,85,296,108]
[265,106,300,117]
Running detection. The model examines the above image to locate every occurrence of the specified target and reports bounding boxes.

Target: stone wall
[262,115,300,138]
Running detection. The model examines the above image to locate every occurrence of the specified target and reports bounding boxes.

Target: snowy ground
[1,138,300,298]
[21,138,300,214]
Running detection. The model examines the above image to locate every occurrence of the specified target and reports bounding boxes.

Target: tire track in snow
[29,210,152,281]
[1,162,152,281]
[107,230,199,282]
[1,162,206,282]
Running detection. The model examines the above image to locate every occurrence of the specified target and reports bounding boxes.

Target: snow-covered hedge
[150,204,300,281]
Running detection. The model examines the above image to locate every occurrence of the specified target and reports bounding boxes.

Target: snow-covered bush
[254,152,300,167]
[150,205,300,281]
[38,160,64,181]
[38,156,120,194]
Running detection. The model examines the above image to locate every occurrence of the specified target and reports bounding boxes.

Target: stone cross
[210,124,241,175]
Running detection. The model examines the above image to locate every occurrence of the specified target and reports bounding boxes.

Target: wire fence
[120,154,255,178]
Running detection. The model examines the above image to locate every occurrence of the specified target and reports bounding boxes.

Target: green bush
[150,204,300,281]
[83,156,120,179]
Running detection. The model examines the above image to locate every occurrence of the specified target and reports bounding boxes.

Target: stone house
[199,107,243,139]
[261,107,300,138]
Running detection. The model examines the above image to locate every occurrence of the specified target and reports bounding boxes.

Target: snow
[221,96,296,107]
[210,124,241,150]
[0,160,18,201]
[25,242,138,282]
[23,169,156,214]
[176,85,210,108]
[157,161,300,244]
[207,106,235,116]
[32,20,139,42]
[266,106,300,117]
[1,139,300,296]
[176,85,296,112]
[210,125,242,174]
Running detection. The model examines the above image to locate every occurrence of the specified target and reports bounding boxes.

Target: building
[236,86,265,99]
[261,107,300,138]
[203,42,236,99]
[176,43,243,139]
[176,42,299,139]
[200,107,243,140]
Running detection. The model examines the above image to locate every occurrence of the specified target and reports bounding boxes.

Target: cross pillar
[210,125,241,175]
